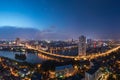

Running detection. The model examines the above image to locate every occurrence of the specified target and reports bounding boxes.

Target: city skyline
[0,0,120,80]
[0,0,120,40]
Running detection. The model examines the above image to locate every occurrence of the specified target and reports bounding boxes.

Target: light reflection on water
[0,51,54,64]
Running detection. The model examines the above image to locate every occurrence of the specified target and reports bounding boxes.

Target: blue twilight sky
[0,0,120,40]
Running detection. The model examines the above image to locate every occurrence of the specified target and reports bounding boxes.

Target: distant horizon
[0,0,119,40]
[0,26,118,41]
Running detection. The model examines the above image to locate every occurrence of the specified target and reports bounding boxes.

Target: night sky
[0,0,120,40]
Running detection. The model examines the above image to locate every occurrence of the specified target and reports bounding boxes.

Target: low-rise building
[85,65,102,80]
[55,64,74,78]
[31,72,42,80]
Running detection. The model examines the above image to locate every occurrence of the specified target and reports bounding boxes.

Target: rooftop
[55,64,73,71]
[86,65,100,75]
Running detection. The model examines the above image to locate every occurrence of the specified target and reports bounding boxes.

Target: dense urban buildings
[0,36,118,79]
[0,0,119,80]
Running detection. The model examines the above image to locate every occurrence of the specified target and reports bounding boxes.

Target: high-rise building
[78,35,86,56]
[87,39,92,44]
[15,38,21,45]
[87,39,92,48]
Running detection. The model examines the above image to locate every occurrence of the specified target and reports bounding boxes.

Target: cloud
[0,26,119,40]
[0,26,68,40]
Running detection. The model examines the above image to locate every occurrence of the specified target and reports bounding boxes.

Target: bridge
[25,44,120,60]
[76,45,120,60]
[25,45,76,59]
[0,43,119,61]
[0,44,120,60]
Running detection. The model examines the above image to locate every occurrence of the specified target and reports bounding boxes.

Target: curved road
[25,45,120,60]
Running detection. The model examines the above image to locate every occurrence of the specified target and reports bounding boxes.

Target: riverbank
[0,56,42,80]
[0,51,45,64]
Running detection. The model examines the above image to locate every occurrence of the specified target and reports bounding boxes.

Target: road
[25,45,76,59]
[25,44,120,61]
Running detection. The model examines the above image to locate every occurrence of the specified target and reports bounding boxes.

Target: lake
[0,51,47,64]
